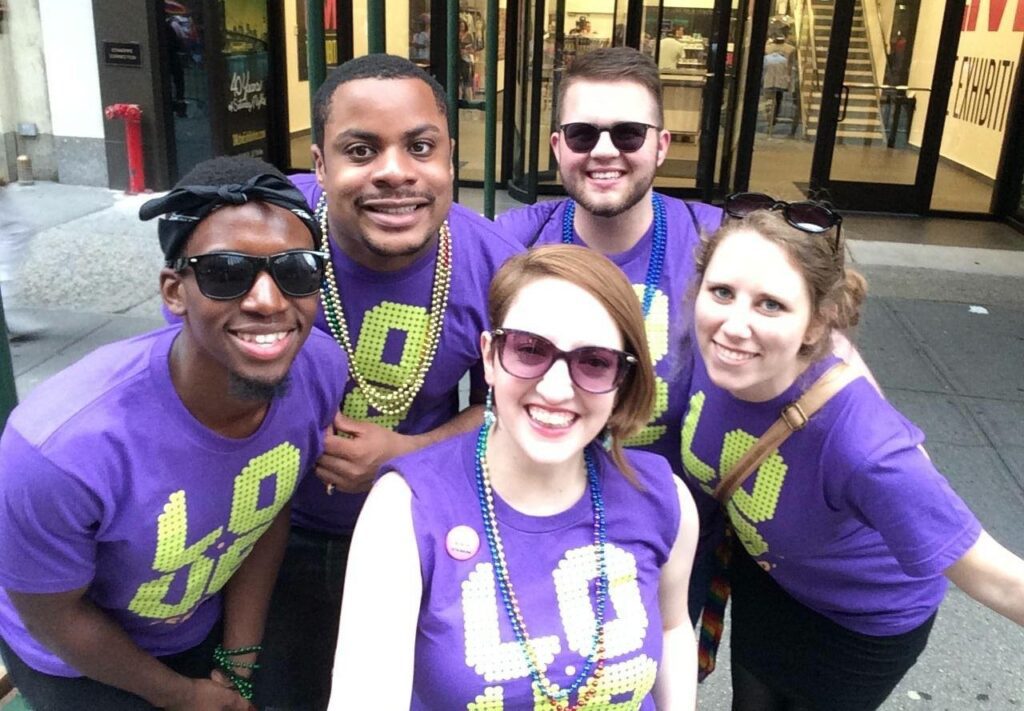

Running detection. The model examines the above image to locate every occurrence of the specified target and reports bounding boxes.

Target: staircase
[800,0,886,143]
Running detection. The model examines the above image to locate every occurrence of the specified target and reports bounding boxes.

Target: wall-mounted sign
[103,41,142,67]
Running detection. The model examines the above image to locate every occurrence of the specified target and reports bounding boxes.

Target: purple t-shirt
[0,326,346,676]
[387,430,681,709]
[496,194,722,484]
[681,354,982,635]
[290,174,523,535]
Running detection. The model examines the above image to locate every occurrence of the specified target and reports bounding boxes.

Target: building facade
[5,0,1024,229]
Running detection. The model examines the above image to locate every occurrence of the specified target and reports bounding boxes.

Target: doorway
[740,0,1011,215]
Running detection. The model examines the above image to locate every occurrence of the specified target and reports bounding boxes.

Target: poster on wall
[941,0,1023,179]
[225,52,270,158]
[222,0,270,159]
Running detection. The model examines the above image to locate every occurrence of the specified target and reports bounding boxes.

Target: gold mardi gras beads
[316,192,452,417]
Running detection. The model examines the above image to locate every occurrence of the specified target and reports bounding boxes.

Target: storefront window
[457,0,507,182]
[164,0,212,179]
[651,1,715,189]
[285,0,342,169]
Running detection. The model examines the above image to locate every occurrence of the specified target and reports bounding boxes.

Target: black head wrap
[139,173,322,260]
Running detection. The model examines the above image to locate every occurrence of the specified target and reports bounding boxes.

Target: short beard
[228,372,292,402]
[563,161,657,219]
[571,175,651,218]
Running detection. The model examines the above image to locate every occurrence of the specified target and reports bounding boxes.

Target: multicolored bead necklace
[474,422,609,709]
[316,192,452,417]
[562,193,667,318]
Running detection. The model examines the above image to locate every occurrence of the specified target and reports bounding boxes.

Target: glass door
[812,0,960,211]
[742,0,964,213]
[507,0,738,200]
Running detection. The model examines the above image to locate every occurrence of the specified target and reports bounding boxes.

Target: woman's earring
[600,427,613,451]
[484,387,496,427]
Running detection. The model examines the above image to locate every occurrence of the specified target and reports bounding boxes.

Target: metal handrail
[805,0,822,91]
[860,0,888,137]
[795,0,822,136]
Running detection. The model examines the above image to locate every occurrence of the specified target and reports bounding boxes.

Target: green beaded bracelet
[212,644,262,701]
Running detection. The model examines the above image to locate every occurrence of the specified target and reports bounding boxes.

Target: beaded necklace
[561,193,667,318]
[474,422,609,709]
[316,192,452,417]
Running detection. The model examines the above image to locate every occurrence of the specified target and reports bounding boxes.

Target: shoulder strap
[713,362,860,503]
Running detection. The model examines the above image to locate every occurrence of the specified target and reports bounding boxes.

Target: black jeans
[729,542,935,711]
[0,620,221,711]
[251,526,352,711]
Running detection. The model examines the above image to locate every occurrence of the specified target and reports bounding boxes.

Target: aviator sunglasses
[492,328,637,394]
[725,192,843,252]
[169,250,328,300]
[559,122,658,154]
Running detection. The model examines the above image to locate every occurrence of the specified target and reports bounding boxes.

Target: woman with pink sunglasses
[330,245,699,710]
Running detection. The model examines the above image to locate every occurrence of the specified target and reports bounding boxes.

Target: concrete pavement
[2,181,1024,709]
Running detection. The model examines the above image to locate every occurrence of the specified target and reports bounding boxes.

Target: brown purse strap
[713,363,859,503]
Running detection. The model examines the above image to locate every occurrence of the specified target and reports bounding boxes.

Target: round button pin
[445,525,480,561]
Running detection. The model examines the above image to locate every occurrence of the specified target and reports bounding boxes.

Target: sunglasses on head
[492,328,637,394]
[559,122,658,154]
[725,192,843,252]
[169,250,328,300]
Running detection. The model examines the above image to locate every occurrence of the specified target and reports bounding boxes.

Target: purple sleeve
[289,172,321,210]
[836,419,981,579]
[688,202,724,235]
[0,429,100,593]
[494,202,561,247]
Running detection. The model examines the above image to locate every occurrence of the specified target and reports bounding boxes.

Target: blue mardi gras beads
[474,423,609,707]
[562,193,667,319]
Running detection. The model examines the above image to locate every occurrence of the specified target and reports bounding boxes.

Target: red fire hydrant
[104,103,146,194]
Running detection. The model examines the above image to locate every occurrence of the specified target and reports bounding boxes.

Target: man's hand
[165,677,254,711]
[315,413,419,494]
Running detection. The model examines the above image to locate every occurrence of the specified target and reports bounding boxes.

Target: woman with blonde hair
[332,244,699,709]
[682,195,1024,710]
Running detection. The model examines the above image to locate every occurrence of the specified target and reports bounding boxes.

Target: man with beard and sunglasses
[252,54,522,711]
[0,156,346,710]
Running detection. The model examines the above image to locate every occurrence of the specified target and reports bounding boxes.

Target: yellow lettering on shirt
[128,443,301,620]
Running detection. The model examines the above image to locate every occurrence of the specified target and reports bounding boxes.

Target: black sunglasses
[169,250,328,300]
[492,328,637,394]
[725,192,843,252]
[559,122,658,154]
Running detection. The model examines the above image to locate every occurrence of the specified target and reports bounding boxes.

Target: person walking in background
[459,19,477,101]
[0,176,45,338]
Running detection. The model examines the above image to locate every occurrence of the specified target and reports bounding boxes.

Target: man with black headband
[251,54,522,710]
[0,156,346,710]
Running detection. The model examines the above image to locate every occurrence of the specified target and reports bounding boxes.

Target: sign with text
[223,52,269,159]
[103,41,142,67]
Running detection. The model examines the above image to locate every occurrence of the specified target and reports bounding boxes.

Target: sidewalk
[2,182,1024,708]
